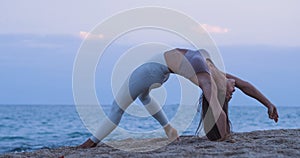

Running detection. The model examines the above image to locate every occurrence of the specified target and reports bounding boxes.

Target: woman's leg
[139,90,178,141]
[80,63,175,148]
[86,79,139,145]
[138,90,168,126]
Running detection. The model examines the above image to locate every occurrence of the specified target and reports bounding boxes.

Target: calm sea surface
[0,105,299,154]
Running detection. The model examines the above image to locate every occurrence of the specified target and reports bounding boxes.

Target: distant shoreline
[2,129,299,158]
[1,104,300,107]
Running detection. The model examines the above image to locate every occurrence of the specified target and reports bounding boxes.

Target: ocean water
[0,104,299,154]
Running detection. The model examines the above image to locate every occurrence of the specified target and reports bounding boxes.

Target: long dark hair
[195,59,231,141]
[196,94,231,141]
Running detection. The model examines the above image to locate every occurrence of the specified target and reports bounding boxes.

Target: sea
[0,104,299,154]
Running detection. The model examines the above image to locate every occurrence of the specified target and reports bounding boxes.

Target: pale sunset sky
[0,0,299,106]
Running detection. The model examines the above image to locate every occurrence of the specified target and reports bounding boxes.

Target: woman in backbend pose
[80,48,279,147]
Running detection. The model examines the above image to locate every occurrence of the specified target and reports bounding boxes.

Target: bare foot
[164,124,179,142]
[225,137,236,143]
[78,138,97,148]
[217,133,235,143]
[224,134,236,143]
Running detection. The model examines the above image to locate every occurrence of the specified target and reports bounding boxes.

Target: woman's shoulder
[165,48,188,54]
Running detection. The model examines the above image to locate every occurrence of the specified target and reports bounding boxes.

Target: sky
[1,0,299,46]
[0,0,300,106]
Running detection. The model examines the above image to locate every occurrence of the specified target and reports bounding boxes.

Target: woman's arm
[226,73,279,122]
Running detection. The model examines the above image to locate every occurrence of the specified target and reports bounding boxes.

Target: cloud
[78,24,229,44]
[79,31,104,40]
[0,34,75,49]
[199,24,229,34]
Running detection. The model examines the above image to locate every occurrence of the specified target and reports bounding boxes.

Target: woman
[79,48,278,147]
[197,57,279,141]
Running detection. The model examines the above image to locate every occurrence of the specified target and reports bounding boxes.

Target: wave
[67,131,90,138]
[0,136,31,141]
[8,146,33,153]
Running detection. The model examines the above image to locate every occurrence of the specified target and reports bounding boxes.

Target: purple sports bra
[183,49,210,74]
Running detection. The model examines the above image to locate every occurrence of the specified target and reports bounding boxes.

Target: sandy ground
[2,129,300,158]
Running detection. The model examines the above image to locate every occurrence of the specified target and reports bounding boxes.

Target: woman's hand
[267,104,279,123]
[226,79,236,102]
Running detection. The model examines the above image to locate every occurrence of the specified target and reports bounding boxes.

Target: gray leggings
[91,62,171,143]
